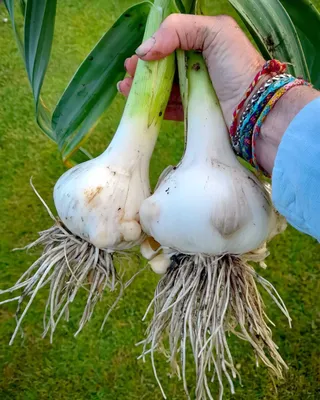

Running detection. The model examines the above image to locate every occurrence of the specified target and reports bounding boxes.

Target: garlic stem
[123,0,175,126]
[185,52,238,166]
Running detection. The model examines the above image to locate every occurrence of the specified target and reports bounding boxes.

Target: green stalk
[123,0,175,127]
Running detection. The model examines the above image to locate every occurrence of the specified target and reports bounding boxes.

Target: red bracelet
[229,59,287,138]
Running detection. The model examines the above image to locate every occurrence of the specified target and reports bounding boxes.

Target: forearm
[255,85,320,175]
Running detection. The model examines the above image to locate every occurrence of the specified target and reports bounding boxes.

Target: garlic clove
[149,253,171,275]
[120,220,142,242]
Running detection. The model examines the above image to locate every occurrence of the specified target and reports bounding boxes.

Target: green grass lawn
[0,1,320,399]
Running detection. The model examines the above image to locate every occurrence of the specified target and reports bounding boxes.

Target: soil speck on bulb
[85,186,103,204]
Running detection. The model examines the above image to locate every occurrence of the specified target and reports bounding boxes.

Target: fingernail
[135,36,156,57]
[116,81,122,92]
[124,58,129,70]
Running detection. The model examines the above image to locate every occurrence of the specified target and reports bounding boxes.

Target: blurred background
[0,0,319,399]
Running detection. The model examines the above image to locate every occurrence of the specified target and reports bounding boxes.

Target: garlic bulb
[54,115,157,250]
[139,52,289,400]
[140,56,278,255]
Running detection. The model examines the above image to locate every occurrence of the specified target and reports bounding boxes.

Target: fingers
[135,14,224,61]
[117,77,133,97]
[124,55,138,77]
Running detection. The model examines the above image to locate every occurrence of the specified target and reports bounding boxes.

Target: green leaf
[228,0,310,81]
[280,0,320,89]
[51,2,150,161]
[24,0,57,106]
[4,0,90,162]
[5,0,57,140]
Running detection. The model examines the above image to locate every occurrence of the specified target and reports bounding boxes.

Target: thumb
[135,14,220,60]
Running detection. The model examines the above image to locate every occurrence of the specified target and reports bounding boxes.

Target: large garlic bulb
[139,52,289,400]
[54,116,157,250]
[140,54,278,256]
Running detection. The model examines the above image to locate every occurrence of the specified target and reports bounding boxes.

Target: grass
[0,0,319,399]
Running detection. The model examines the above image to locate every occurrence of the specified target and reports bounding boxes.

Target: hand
[118,14,265,127]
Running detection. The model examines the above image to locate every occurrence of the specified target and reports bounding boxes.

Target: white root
[140,253,291,400]
[0,187,144,343]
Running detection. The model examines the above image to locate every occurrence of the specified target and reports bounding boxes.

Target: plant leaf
[280,0,320,89]
[4,0,91,162]
[24,0,57,106]
[228,0,310,81]
[51,2,150,161]
[4,0,56,140]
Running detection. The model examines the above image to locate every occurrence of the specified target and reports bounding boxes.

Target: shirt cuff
[272,96,320,241]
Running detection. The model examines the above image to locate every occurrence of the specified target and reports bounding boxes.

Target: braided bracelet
[229,59,287,138]
[251,79,313,175]
[234,74,295,159]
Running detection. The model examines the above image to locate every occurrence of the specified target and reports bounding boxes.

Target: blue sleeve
[272,96,320,241]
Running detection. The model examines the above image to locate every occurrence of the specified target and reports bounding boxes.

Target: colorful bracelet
[229,59,287,138]
[230,59,312,177]
[235,74,295,159]
[251,79,312,175]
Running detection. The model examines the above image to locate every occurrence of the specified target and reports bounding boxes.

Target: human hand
[118,14,265,127]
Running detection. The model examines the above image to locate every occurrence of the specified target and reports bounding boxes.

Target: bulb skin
[140,160,277,255]
[54,117,156,250]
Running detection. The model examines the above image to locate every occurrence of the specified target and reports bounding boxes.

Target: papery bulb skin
[140,161,276,255]
[140,237,161,260]
[54,116,157,250]
[140,52,278,256]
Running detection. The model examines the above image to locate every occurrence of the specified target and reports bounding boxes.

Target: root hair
[140,253,291,400]
[0,183,141,343]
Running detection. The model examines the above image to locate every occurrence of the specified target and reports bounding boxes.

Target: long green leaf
[4,0,91,162]
[228,0,310,81]
[52,2,150,161]
[24,0,57,105]
[5,0,56,140]
[280,0,320,88]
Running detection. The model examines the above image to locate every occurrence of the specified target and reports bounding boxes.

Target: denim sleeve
[272,96,320,241]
